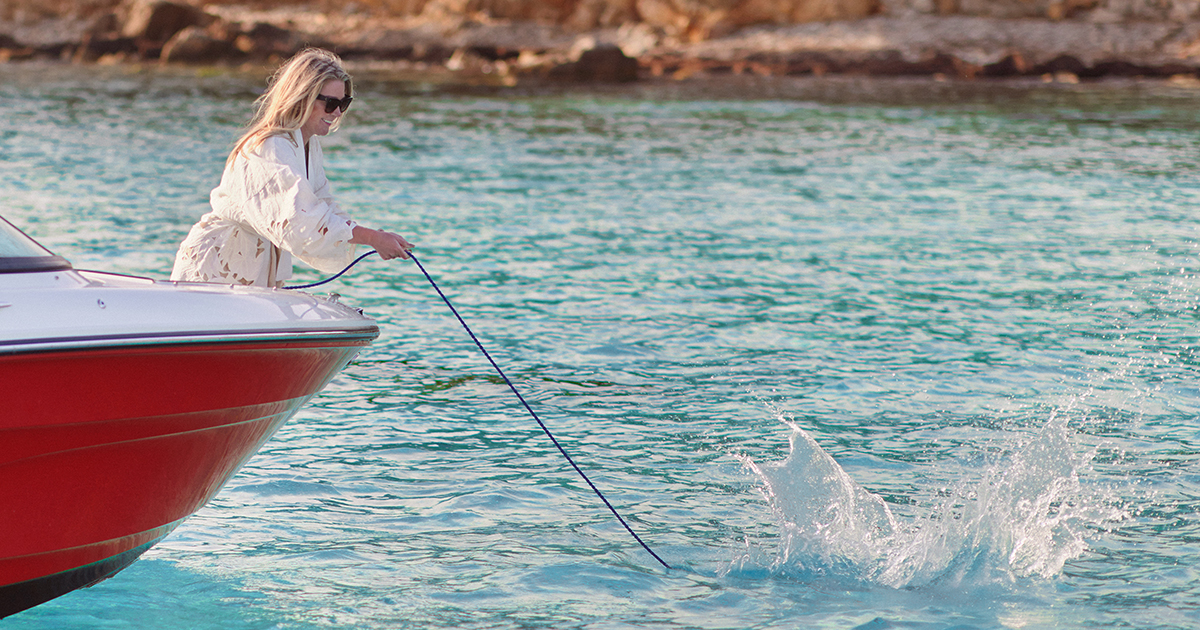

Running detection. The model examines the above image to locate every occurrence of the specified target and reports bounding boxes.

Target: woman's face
[300,79,347,142]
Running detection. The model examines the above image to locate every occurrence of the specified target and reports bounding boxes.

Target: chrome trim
[0,327,380,356]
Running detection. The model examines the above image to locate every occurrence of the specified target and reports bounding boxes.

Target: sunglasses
[315,94,353,113]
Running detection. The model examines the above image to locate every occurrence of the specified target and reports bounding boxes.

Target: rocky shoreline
[3,1,1200,85]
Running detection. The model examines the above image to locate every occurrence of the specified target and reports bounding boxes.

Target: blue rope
[287,249,672,569]
[408,252,671,570]
[284,250,379,290]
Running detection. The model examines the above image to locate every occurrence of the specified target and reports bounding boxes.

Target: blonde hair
[228,48,353,166]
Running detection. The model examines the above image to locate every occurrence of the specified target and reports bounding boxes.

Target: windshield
[0,215,73,272]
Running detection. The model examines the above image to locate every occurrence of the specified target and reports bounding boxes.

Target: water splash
[738,412,1125,589]
[740,422,898,581]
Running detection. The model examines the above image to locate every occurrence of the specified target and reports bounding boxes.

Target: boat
[0,214,379,617]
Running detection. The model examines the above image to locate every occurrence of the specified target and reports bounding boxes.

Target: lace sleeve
[233,140,358,274]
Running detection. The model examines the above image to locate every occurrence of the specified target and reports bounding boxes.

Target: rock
[634,0,881,42]
[651,15,1200,78]
[120,0,214,43]
[73,34,139,63]
[444,21,577,54]
[418,0,578,23]
[2,0,1200,81]
[233,21,310,59]
[0,30,34,61]
[727,0,883,23]
[86,12,122,38]
[545,42,639,82]
[564,0,639,29]
[160,24,238,63]
[341,25,453,62]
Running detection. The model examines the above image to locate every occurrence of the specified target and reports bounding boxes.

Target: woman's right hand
[353,226,414,260]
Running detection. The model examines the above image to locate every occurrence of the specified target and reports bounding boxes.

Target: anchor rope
[286,250,672,570]
[284,250,379,290]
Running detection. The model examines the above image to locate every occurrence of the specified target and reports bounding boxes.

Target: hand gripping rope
[288,251,671,570]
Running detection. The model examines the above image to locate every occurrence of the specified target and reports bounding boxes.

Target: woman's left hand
[353,226,414,260]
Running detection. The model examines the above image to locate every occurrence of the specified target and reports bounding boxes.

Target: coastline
[2,2,1200,87]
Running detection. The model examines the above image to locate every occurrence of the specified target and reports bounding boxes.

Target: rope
[287,249,672,569]
[284,250,379,290]
[408,252,671,570]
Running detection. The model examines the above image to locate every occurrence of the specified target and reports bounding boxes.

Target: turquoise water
[5,63,1200,628]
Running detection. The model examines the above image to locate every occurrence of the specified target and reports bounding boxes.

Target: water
[4,63,1200,628]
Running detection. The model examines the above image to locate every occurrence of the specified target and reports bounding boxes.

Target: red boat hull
[0,333,375,617]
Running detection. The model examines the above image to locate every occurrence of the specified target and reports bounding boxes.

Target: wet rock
[544,42,639,81]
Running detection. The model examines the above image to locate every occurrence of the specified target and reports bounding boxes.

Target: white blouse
[171,129,358,287]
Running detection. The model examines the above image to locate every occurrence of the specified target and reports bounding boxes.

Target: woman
[171,48,413,287]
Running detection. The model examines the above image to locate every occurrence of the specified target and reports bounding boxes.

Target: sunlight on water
[6,64,1200,628]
